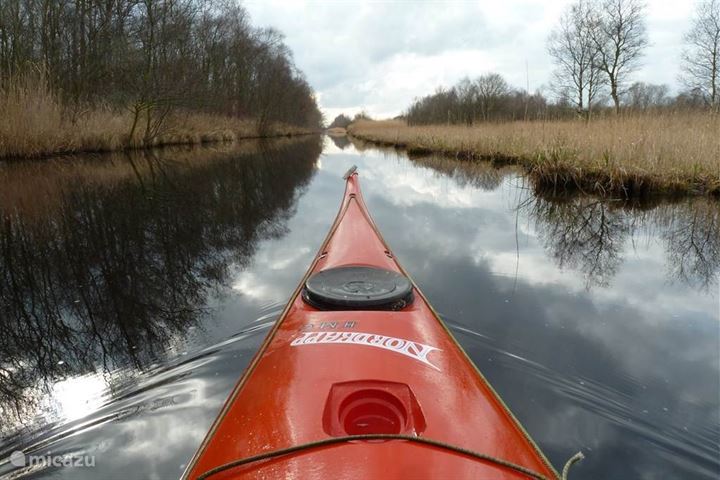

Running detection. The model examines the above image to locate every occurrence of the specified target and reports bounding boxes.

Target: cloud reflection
[1,138,716,479]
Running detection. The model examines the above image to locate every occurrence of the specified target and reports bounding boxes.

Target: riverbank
[0,77,319,160]
[347,115,720,197]
[0,109,316,160]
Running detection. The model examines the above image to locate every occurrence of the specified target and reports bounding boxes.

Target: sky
[244,0,697,121]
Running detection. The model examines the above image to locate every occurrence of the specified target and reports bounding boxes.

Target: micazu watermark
[9,450,95,469]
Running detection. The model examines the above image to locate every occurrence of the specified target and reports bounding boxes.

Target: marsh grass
[0,74,314,159]
[348,116,720,197]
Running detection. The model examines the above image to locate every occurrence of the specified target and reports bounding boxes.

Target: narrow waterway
[0,136,718,479]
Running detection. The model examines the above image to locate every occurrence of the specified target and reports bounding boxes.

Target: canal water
[0,136,718,479]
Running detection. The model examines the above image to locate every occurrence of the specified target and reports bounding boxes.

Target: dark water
[0,136,718,479]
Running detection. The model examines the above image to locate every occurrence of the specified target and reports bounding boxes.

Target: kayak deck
[183,171,559,479]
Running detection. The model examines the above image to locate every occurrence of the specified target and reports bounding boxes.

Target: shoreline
[0,130,321,163]
[347,118,720,198]
[0,122,321,162]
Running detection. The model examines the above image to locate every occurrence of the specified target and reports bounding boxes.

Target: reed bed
[0,75,315,160]
[347,116,720,197]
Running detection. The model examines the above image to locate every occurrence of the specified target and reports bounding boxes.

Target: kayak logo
[9,451,25,467]
[290,331,441,370]
[8,450,95,469]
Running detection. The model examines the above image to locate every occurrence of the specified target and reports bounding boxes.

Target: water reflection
[406,154,509,191]
[661,201,719,290]
[356,153,718,478]
[528,197,632,288]
[327,133,351,150]
[525,194,719,290]
[0,137,717,479]
[0,138,321,436]
[401,151,719,291]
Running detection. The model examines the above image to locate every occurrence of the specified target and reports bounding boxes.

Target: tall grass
[348,115,720,197]
[0,74,315,159]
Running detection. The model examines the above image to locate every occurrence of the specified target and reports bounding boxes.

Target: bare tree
[548,0,604,119]
[681,0,720,109]
[405,75,558,125]
[475,73,510,121]
[455,77,478,125]
[328,114,352,129]
[623,81,669,110]
[0,0,323,130]
[589,0,648,114]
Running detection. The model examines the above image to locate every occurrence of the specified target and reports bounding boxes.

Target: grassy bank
[0,75,317,160]
[347,115,720,197]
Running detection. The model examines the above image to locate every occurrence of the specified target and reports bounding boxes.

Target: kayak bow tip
[342,165,358,180]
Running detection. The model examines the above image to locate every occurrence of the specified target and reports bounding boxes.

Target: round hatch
[303,266,413,310]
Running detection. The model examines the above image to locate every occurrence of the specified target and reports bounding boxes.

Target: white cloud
[245,0,696,119]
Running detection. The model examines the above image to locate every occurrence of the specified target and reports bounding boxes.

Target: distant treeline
[404,75,711,125]
[328,111,371,129]
[0,0,322,130]
[405,0,719,125]
[406,74,560,125]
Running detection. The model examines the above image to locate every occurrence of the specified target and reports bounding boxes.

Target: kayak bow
[183,168,560,479]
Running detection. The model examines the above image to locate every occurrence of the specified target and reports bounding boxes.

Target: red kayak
[183,167,560,479]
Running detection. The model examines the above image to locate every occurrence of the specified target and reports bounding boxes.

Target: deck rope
[196,434,584,480]
[561,451,585,479]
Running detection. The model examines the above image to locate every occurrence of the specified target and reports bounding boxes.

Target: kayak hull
[183,172,558,479]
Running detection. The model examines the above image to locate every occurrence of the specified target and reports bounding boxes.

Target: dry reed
[347,116,720,197]
[0,74,315,159]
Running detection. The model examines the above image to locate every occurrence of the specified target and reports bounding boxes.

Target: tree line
[405,0,718,125]
[405,74,558,125]
[0,0,323,130]
[328,111,372,129]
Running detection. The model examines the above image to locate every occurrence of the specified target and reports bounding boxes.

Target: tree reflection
[527,197,629,288]
[327,134,351,150]
[525,194,719,290]
[0,138,322,427]
[660,201,719,291]
[401,148,719,290]
[409,154,510,191]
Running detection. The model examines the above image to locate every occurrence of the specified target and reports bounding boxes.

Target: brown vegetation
[407,1,718,127]
[347,116,720,197]
[0,74,314,159]
[0,0,322,159]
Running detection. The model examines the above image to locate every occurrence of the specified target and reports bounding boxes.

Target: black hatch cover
[303,266,414,311]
